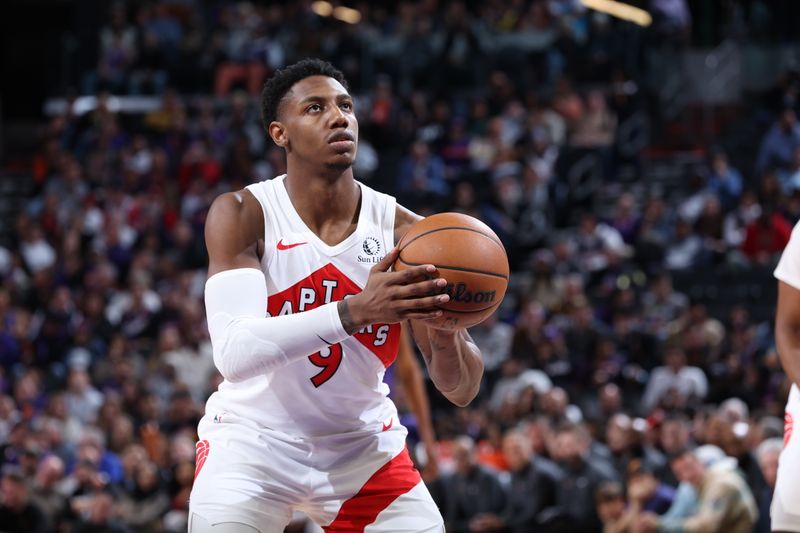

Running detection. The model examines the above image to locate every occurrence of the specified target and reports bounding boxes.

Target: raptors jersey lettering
[203,175,402,437]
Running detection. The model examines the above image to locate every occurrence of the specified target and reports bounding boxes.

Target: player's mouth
[327,131,356,151]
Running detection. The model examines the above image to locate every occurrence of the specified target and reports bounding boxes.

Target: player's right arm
[775,222,800,388]
[204,191,447,383]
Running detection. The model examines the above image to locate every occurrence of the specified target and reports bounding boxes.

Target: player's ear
[269,121,288,148]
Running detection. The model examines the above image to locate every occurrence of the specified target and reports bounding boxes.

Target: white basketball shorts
[188,412,444,533]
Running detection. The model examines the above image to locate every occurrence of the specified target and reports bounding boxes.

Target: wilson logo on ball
[445,282,496,304]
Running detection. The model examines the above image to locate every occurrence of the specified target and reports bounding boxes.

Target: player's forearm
[426,329,483,407]
[206,269,350,382]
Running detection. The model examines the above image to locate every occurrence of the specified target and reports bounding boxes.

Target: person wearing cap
[637,445,757,533]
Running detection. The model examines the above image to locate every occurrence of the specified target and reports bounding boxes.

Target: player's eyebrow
[297,94,352,105]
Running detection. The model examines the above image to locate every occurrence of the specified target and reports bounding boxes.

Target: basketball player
[188,59,483,532]
[773,220,800,533]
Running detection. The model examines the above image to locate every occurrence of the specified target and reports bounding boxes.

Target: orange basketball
[394,212,509,329]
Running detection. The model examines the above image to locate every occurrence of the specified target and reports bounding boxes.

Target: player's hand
[344,247,449,329]
[421,444,439,483]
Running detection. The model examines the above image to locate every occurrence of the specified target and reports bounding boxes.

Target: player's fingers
[397,293,450,310]
[371,247,399,273]
[401,309,444,320]
[393,264,438,284]
[393,278,447,298]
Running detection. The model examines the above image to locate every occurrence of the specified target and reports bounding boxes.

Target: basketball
[394,212,509,330]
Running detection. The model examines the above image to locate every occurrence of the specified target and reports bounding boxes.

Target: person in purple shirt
[627,458,675,515]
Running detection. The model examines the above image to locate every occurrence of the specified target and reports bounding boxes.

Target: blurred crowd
[1,0,800,532]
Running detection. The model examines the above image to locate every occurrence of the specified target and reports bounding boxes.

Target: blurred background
[1,0,799,532]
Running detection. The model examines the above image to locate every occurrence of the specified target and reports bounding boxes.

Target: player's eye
[307,103,322,113]
[340,102,353,112]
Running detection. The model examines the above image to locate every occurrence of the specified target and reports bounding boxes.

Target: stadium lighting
[333,6,361,24]
[311,2,361,24]
[580,0,652,27]
[311,1,333,17]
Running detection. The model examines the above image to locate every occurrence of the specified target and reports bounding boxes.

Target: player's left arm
[395,205,484,407]
[775,280,800,388]
[394,323,439,479]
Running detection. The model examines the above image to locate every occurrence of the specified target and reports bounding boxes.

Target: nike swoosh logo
[277,239,308,250]
[382,418,393,432]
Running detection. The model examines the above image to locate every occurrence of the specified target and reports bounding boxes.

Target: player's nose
[328,105,349,129]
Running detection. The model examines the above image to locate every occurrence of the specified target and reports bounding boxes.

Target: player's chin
[324,158,354,172]
[325,151,356,171]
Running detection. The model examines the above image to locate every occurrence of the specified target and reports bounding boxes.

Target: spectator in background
[635,197,672,271]
[595,481,634,533]
[779,146,800,193]
[64,367,104,425]
[641,272,688,336]
[605,414,666,479]
[0,465,48,533]
[118,461,170,532]
[609,193,641,245]
[641,345,708,414]
[741,205,792,265]
[516,165,553,249]
[575,213,630,273]
[754,437,782,533]
[469,430,561,532]
[657,413,693,485]
[525,127,559,184]
[678,171,709,225]
[664,218,703,271]
[469,310,513,389]
[705,151,743,211]
[723,190,762,251]
[704,409,768,507]
[639,445,758,533]
[397,140,450,207]
[756,108,800,175]
[72,489,131,533]
[551,423,618,532]
[625,459,675,515]
[570,90,618,148]
[30,455,67,530]
[694,195,727,266]
[91,6,138,94]
[442,436,507,533]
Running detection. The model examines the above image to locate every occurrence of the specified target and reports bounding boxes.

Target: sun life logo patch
[358,237,383,264]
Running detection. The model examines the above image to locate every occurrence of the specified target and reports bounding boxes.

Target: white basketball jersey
[203,175,402,438]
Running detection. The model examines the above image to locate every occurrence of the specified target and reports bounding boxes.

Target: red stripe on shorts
[786,411,794,448]
[195,440,210,480]
[323,448,421,532]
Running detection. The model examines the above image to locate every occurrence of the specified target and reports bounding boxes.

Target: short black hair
[260,58,349,130]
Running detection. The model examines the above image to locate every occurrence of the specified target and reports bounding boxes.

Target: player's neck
[284,165,360,233]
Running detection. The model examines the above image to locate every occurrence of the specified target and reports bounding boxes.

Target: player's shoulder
[206,189,265,245]
[393,204,423,244]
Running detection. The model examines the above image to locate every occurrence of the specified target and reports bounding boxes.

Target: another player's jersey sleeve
[775,221,800,290]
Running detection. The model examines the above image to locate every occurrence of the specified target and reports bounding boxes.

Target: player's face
[279,76,358,171]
